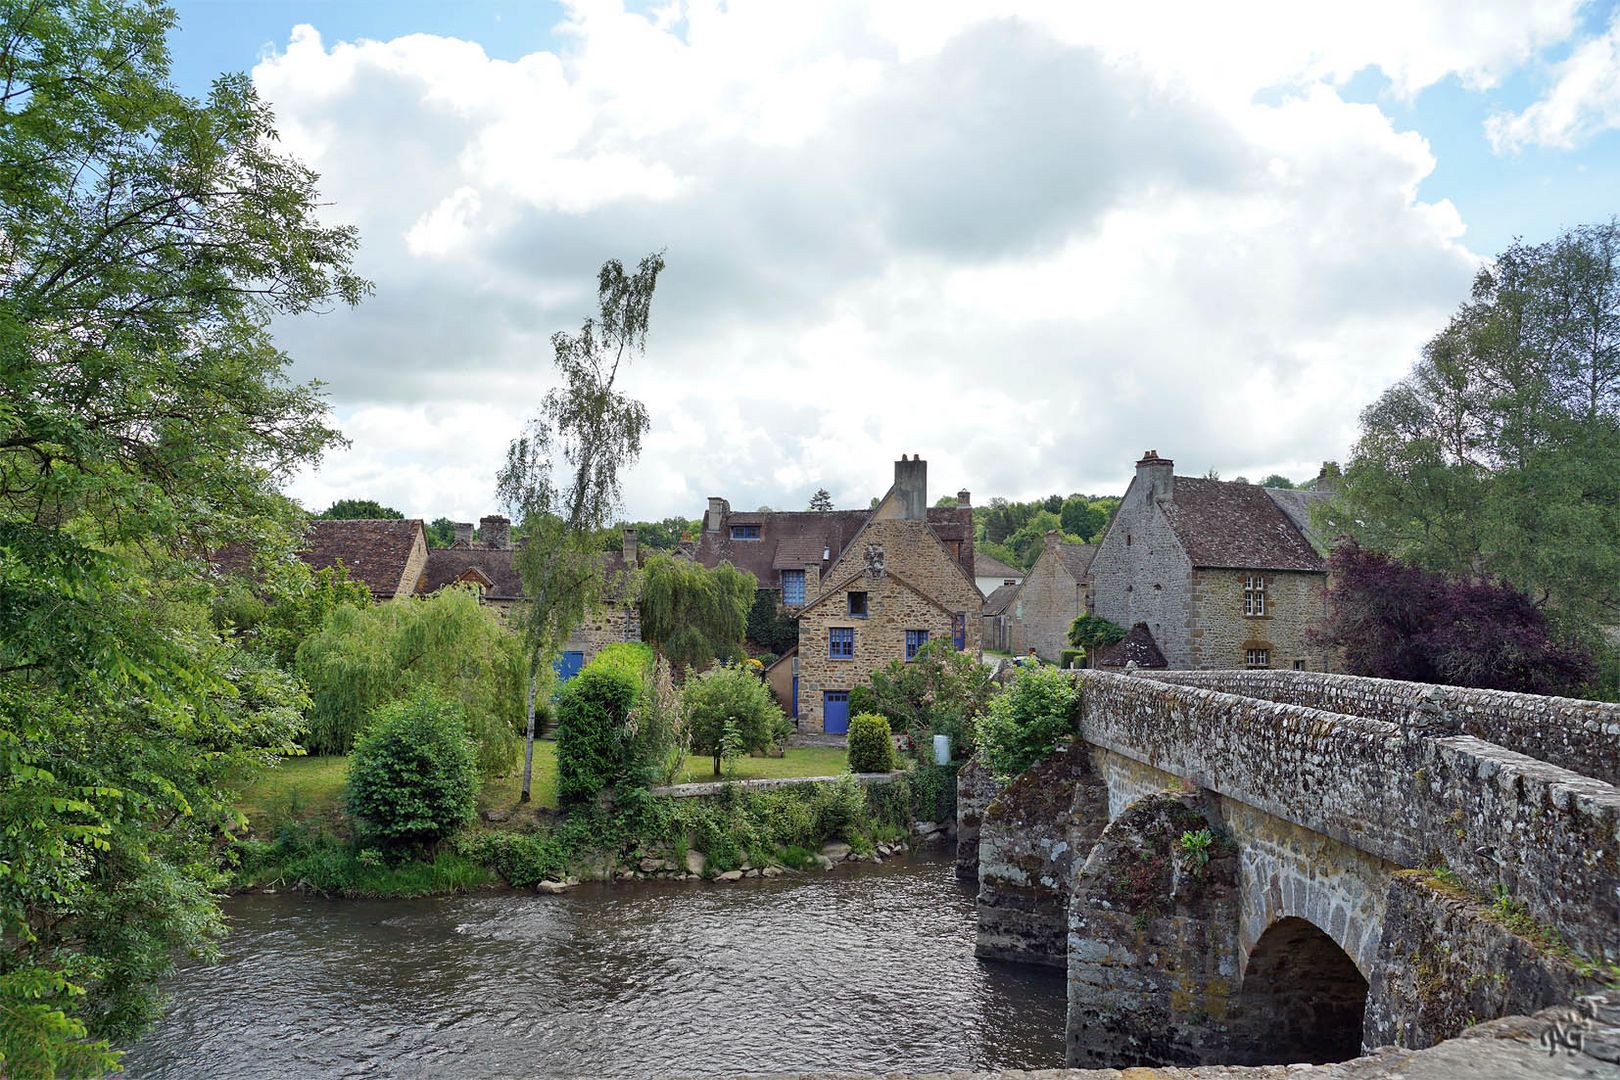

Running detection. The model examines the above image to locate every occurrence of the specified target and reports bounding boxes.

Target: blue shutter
[905,630,928,660]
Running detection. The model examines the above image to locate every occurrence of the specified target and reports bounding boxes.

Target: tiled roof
[1159,477,1326,573]
[301,519,423,598]
[983,581,1021,617]
[1263,487,1335,554]
[1094,622,1168,668]
[694,505,975,587]
[773,537,827,570]
[418,548,523,600]
[975,552,1022,580]
[1057,543,1097,582]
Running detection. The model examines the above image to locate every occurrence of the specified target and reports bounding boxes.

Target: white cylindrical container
[933,734,950,766]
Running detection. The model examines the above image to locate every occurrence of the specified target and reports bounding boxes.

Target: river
[123,853,1066,1078]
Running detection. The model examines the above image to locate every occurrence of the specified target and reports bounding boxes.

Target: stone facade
[1087,451,1333,672]
[1009,534,1095,662]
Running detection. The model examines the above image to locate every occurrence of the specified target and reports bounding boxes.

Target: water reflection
[125,855,1065,1079]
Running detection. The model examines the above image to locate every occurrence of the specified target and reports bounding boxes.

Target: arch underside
[1237,916,1369,1065]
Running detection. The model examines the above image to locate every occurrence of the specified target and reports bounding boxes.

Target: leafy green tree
[683,664,782,776]
[1260,474,1296,489]
[639,552,755,671]
[1068,613,1127,652]
[345,692,479,848]
[554,643,651,806]
[746,588,800,653]
[974,665,1079,781]
[497,253,663,802]
[809,488,834,511]
[295,588,524,774]
[316,499,402,519]
[426,517,459,548]
[0,0,367,1070]
[866,638,995,756]
[214,560,371,667]
[1059,497,1107,542]
[1323,221,1620,664]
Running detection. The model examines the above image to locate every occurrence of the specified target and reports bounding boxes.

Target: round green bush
[345,692,479,847]
[847,712,896,773]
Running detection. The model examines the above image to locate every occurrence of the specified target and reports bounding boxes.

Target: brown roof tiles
[1158,477,1326,573]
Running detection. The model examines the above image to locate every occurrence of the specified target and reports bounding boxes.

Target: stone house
[974,551,1023,596]
[1007,533,1097,662]
[790,457,984,734]
[415,517,641,680]
[210,517,430,600]
[1086,451,1334,672]
[981,580,1021,653]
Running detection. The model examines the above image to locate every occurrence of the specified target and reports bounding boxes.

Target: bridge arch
[1237,916,1368,1064]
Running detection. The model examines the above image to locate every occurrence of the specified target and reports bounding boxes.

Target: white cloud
[251,0,1580,520]
[1487,10,1620,152]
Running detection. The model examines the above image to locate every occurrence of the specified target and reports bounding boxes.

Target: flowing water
[123,854,1066,1078]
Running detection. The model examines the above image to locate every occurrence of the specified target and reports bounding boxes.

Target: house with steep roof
[1086,450,1334,672]
[981,580,1022,653]
[973,551,1024,596]
[696,456,982,733]
[1007,532,1097,662]
[295,518,431,600]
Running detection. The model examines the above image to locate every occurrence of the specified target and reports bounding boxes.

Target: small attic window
[730,524,761,540]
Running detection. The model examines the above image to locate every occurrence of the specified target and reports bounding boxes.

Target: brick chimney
[453,521,474,547]
[705,497,729,533]
[893,454,927,521]
[622,525,639,567]
[1135,450,1174,502]
[479,514,511,550]
[957,489,971,507]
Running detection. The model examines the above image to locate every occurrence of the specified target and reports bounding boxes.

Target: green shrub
[847,712,896,772]
[847,683,878,719]
[813,775,869,841]
[555,645,652,807]
[344,692,480,847]
[683,663,783,777]
[974,665,1079,781]
[1059,648,1086,669]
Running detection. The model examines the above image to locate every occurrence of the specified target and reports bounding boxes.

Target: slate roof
[975,552,1022,581]
[418,547,523,600]
[300,519,424,598]
[1262,487,1335,554]
[983,581,1021,617]
[1158,477,1326,573]
[694,505,975,587]
[1094,622,1168,668]
[1057,543,1097,582]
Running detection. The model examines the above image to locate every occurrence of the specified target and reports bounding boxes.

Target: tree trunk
[520,660,539,803]
[712,751,721,777]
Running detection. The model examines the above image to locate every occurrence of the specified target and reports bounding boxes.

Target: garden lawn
[235,742,850,834]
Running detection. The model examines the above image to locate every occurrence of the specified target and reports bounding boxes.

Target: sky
[165,0,1620,522]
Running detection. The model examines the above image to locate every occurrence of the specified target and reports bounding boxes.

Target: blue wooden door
[791,676,799,718]
[554,650,585,683]
[823,690,849,734]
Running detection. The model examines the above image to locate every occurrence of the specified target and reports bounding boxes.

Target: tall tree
[808,488,833,511]
[0,0,367,1071]
[638,553,755,671]
[316,499,403,519]
[497,252,663,803]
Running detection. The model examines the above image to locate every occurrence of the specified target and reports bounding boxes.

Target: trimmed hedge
[555,643,653,807]
[847,711,896,773]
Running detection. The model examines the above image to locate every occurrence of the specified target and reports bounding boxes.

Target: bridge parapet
[1076,670,1620,963]
[1142,668,1620,787]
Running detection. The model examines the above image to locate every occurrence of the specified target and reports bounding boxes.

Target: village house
[973,551,1023,596]
[1007,532,1096,662]
[1084,450,1334,671]
[980,580,1020,653]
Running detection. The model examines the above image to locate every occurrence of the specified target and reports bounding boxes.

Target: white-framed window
[1246,648,1270,669]
[1244,574,1266,616]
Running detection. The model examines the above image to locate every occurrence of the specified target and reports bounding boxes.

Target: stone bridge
[959,668,1620,1069]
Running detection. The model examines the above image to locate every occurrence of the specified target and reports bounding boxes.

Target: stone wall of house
[1076,671,1620,963]
[1364,872,1606,1050]
[975,744,1104,967]
[1009,546,1086,662]
[564,603,642,664]
[955,757,1002,880]
[1187,568,1330,672]
[1144,668,1620,786]
[796,518,983,733]
[395,528,430,599]
[1088,479,1196,668]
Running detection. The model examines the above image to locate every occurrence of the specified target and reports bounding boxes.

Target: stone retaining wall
[1077,670,1620,962]
[1144,668,1620,787]
[649,771,902,799]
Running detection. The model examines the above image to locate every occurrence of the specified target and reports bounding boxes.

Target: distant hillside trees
[316,499,402,519]
[976,494,1118,570]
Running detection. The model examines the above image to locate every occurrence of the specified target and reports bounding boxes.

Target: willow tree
[497,252,664,803]
[638,552,755,672]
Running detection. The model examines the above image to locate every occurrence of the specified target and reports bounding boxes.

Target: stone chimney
[893,454,927,521]
[957,489,971,507]
[479,515,511,550]
[1044,528,1060,553]
[453,521,475,547]
[622,525,639,567]
[1135,450,1174,502]
[705,497,729,533]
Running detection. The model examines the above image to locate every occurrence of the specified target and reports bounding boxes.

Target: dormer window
[730,524,761,540]
[1244,574,1266,616]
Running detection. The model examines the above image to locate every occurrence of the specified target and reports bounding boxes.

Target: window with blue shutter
[905,629,928,660]
[829,627,854,658]
[952,613,966,651]
[781,569,805,605]
[730,524,761,540]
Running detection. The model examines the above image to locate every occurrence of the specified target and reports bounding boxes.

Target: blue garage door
[554,650,585,683]
[823,690,850,734]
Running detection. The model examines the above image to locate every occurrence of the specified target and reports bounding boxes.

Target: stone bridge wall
[1077,670,1620,962]
[1144,668,1620,787]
